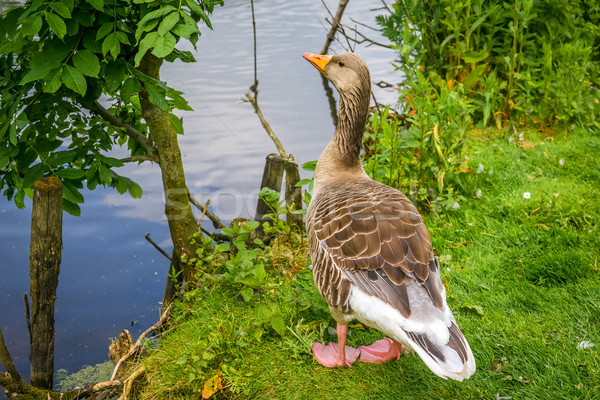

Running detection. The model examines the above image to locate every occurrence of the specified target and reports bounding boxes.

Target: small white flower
[476,188,482,198]
[559,158,565,167]
[523,192,531,199]
[508,137,514,143]
[577,341,595,349]
[519,132,524,141]
[452,202,460,209]
[477,163,484,174]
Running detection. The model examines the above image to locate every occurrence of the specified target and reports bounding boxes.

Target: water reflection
[0,0,400,388]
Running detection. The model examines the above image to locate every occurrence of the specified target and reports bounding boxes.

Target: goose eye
[338,61,345,67]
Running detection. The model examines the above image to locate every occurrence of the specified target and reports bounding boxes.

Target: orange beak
[303,52,332,74]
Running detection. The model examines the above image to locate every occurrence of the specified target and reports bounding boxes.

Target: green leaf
[56,168,85,179]
[255,304,270,323]
[116,31,130,45]
[240,287,254,302]
[21,14,43,37]
[62,65,87,96]
[185,0,212,29]
[120,78,142,101]
[73,50,100,78]
[102,32,121,58]
[49,2,71,19]
[9,124,17,145]
[86,0,104,11]
[62,198,81,216]
[171,15,199,39]
[43,68,63,93]
[47,150,78,167]
[302,160,317,171]
[98,163,112,184]
[137,5,176,38]
[62,182,84,203]
[127,180,142,198]
[145,83,170,111]
[270,314,285,337]
[21,65,51,85]
[140,5,177,24]
[151,32,176,58]
[96,22,113,40]
[168,113,184,134]
[461,50,489,64]
[158,11,180,36]
[98,155,124,167]
[104,61,127,92]
[116,177,128,194]
[44,12,67,39]
[22,164,46,189]
[134,32,159,66]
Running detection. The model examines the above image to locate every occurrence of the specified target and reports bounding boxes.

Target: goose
[302,52,476,381]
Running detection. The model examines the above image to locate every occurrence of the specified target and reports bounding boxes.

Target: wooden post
[28,177,62,389]
[254,153,285,222]
[283,159,303,230]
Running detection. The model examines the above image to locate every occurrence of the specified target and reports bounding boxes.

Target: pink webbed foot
[359,338,402,364]
[312,342,360,367]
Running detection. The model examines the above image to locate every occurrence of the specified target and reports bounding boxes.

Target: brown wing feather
[307,179,442,318]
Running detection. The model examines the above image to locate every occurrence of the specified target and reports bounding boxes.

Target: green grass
[138,127,600,400]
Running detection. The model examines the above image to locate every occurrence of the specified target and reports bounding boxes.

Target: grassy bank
[137,127,600,399]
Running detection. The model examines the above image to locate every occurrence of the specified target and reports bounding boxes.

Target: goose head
[303,52,371,97]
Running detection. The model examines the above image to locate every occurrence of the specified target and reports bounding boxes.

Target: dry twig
[111,304,172,381]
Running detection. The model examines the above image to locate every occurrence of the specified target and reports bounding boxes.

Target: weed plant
[138,126,599,399]
[377,0,600,129]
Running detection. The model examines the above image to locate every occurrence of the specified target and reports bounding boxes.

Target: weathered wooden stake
[283,159,303,230]
[255,153,285,223]
[28,177,62,389]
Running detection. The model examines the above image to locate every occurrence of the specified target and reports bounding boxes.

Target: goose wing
[307,179,444,317]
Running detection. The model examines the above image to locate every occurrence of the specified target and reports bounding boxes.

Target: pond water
[0,0,401,388]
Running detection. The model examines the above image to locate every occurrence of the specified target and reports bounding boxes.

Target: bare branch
[23,293,31,346]
[0,326,24,388]
[89,101,159,162]
[380,0,392,13]
[144,233,172,261]
[320,0,350,54]
[341,24,393,49]
[111,304,172,381]
[119,155,156,163]
[117,365,146,400]
[243,92,287,158]
[188,191,225,229]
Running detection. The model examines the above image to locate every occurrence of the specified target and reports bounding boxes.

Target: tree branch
[243,92,287,158]
[188,191,225,229]
[144,233,172,261]
[110,304,172,381]
[119,155,156,163]
[320,0,350,54]
[89,101,159,162]
[341,23,393,49]
[0,326,24,389]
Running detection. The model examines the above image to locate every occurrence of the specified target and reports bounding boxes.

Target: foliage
[141,214,318,399]
[0,0,222,215]
[364,92,474,210]
[377,0,600,129]
[137,126,600,400]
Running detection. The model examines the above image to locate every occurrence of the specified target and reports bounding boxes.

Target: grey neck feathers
[332,85,370,167]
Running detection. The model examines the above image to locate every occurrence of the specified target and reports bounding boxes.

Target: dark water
[0,0,400,388]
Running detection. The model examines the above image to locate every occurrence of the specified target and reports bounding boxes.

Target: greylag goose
[302,52,476,381]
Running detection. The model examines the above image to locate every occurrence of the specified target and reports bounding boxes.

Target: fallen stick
[110,304,172,381]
